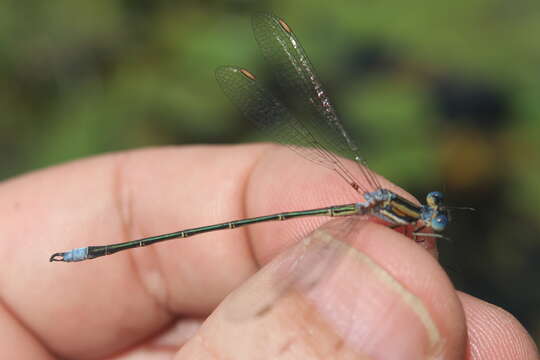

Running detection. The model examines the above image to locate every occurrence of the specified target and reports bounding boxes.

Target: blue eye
[431,214,448,232]
[427,191,444,207]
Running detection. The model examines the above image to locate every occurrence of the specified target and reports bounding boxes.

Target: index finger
[0,144,417,358]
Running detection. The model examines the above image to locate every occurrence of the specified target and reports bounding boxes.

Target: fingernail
[277,221,443,360]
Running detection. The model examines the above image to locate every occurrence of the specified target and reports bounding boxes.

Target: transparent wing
[251,13,382,192]
[216,15,388,325]
[216,66,370,194]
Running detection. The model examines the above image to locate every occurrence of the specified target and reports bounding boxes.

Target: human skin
[0,144,537,359]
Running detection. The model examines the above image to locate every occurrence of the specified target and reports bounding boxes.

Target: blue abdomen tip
[63,247,89,262]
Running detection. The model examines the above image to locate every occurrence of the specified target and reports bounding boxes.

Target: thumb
[177,220,465,359]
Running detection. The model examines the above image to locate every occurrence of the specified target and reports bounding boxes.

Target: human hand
[1,145,536,359]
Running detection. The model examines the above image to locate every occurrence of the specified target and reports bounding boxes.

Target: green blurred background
[1,0,539,344]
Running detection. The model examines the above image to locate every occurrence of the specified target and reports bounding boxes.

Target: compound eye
[427,191,444,207]
[431,214,448,232]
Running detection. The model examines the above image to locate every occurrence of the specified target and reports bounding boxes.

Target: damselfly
[50,13,448,263]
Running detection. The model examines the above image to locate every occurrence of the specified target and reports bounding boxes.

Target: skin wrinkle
[298,303,337,359]
[112,152,135,254]
[298,224,360,352]
[108,144,268,323]
[111,151,174,318]
[0,287,55,357]
[273,292,358,359]
[241,143,358,269]
[240,143,278,270]
[192,332,223,360]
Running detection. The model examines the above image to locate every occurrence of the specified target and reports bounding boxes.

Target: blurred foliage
[1,0,539,344]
